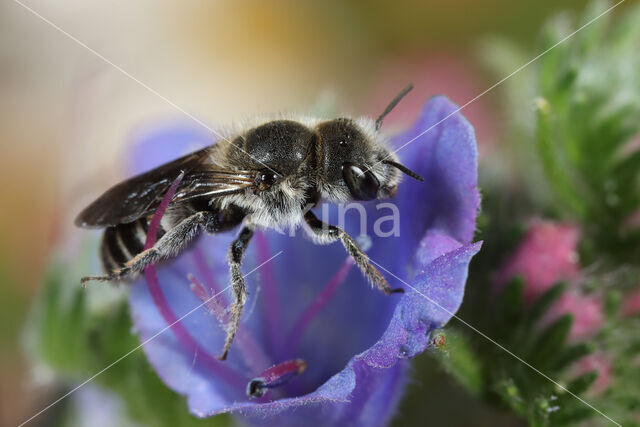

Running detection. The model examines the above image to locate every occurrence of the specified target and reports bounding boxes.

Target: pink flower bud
[542,292,604,342]
[622,289,640,317]
[573,353,613,395]
[495,221,580,302]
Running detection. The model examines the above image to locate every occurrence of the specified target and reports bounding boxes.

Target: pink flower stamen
[188,273,272,370]
[188,273,227,321]
[286,257,354,355]
[247,359,307,398]
[191,247,229,305]
[143,172,245,388]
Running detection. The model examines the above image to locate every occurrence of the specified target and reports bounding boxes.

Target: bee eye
[342,162,379,200]
[259,172,278,186]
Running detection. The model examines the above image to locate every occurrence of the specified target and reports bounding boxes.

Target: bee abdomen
[100,218,165,274]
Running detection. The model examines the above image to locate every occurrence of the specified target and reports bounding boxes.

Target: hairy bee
[76,84,422,360]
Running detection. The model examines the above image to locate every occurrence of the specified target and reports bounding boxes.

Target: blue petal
[127,95,480,424]
[360,237,482,368]
[234,359,410,425]
[393,95,480,247]
[127,122,212,174]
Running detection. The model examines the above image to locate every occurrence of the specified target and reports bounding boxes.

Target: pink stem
[286,257,354,355]
[143,172,245,389]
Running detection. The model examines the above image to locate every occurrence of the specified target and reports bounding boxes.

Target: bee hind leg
[80,271,128,287]
[303,210,403,295]
[81,212,210,286]
[218,226,254,361]
[80,247,161,286]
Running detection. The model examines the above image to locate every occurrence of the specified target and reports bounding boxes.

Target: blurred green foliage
[484,0,640,268]
[534,1,640,267]
[400,1,640,426]
[32,266,229,427]
[0,260,28,360]
[463,281,601,426]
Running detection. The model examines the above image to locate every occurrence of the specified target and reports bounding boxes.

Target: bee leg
[80,247,163,286]
[303,210,403,295]
[81,212,209,286]
[218,226,254,361]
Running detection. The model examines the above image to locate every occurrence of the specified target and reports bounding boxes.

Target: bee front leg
[303,210,403,295]
[218,226,254,361]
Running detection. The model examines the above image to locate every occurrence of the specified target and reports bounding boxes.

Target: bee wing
[75,146,256,228]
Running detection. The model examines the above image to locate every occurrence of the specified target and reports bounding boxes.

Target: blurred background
[0,1,634,425]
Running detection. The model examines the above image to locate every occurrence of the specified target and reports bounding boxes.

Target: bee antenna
[383,160,424,181]
[375,83,414,131]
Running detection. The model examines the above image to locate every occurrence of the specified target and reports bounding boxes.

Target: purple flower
[127,97,481,425]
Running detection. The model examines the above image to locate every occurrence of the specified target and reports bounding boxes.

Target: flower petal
[393,96,480,246]
[360,237,482,368]
[127,95,480,424]
[127,122,212,174]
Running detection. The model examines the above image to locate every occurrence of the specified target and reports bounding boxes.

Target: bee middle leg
[303,210,403,295]
[218,226,254,361]
[81,211,211,286]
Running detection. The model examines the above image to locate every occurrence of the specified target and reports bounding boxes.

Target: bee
[76,84,423,360]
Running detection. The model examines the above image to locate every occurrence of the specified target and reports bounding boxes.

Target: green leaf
[534,98,585,217]
[614,150,640,204]
[494,378,525,416]
[526,283,566,325]
[538,13,572,97]
[530,315,572,369]
[34,268,91,376]
[566,371,598,396]
[552,342,596,371]
[576,0,611,56]
[604,290,622,319]
[529,396,553,427]
[496,278,524,325]
[609,1,640,52]
[550,405,598,426]
[0,261,28,358]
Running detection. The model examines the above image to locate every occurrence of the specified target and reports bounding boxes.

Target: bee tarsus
[303,210,403,295]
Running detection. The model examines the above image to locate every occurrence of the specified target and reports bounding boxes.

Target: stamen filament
[188,274,272,370]
[247,359,307,398]
[191,247,229,305]
[144,267,245,388]
[143,172,245,389]
[286,257,354,355]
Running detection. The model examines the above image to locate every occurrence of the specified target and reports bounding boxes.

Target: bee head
[316,117,422,202]
[315,84,421,202]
